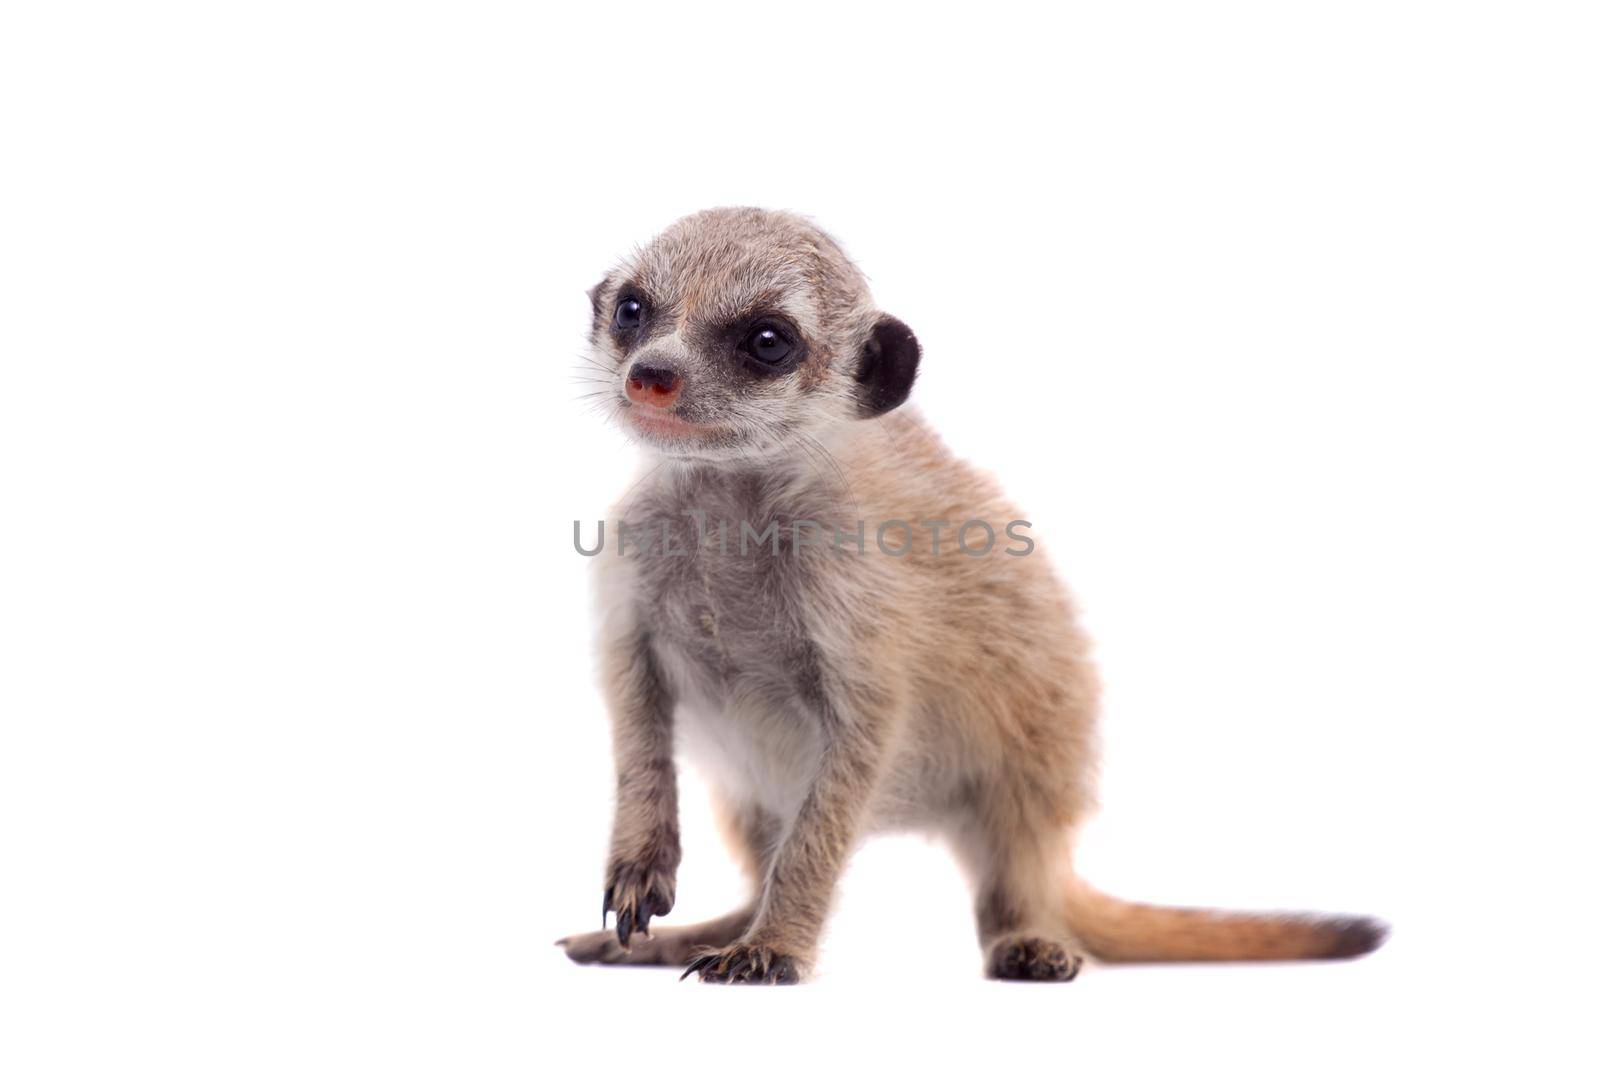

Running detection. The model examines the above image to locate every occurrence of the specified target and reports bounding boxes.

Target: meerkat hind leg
[958,815,1085,982]
[559,904,756,967]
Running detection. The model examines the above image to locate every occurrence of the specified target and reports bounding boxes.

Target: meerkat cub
[558,207,1385,984]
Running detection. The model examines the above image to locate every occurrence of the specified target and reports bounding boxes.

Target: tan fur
[562,207,1386,983]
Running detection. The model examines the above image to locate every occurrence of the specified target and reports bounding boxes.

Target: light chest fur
[600,466,857,818]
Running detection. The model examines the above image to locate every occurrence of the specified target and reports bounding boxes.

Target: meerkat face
[584,208,920,461]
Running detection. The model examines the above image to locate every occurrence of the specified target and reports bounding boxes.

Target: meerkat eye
[743,325,793,364]
[614,297,644,330]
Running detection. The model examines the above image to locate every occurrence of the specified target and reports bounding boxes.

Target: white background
[3,2,1597,1063]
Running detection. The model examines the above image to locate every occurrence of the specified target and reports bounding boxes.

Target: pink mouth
[624,404,719,439]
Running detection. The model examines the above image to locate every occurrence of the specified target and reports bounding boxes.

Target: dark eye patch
[707,306,806,377]
[606,284,667,350]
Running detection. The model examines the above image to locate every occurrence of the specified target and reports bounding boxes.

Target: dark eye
[614,298,644,330]
[743,325,793,364]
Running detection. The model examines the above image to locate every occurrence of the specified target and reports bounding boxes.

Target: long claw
[646,886,672,918]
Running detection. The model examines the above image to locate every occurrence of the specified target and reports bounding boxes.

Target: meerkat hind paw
[986,935,1083,982]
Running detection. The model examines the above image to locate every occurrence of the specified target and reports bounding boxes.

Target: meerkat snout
[623,362,682,409]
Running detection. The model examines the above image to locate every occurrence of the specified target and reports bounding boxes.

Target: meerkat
[557,207,1385,984]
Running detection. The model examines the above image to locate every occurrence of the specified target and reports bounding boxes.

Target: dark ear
[855,314,920,418]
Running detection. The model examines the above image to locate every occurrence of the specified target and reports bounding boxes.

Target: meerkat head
[585,207,920,461]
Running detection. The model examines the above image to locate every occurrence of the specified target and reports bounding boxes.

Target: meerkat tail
[1064,879,1388,963]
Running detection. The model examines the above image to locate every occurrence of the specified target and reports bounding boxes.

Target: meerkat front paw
[681,942,803,985]
[986,935,1083,982]
[602,853,677,948]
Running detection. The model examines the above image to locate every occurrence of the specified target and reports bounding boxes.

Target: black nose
[627,363,680,392]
